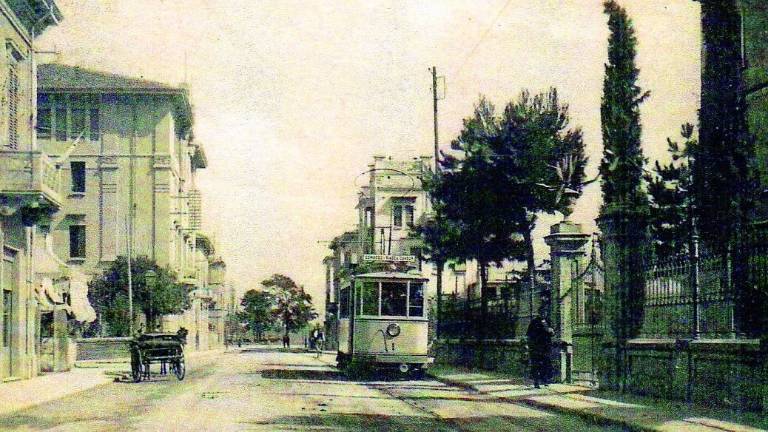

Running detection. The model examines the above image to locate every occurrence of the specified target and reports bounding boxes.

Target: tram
[336,271,433,377]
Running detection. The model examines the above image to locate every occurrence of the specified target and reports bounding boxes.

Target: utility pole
[431,66,440,173]
[126,213,133,336]
[430,66,444,338]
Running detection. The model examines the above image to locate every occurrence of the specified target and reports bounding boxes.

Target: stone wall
[434,338,532,377]
[76,337,131,361]
[602,338,768,413]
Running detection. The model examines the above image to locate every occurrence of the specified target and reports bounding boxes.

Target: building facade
[0,0,66,380]
[36,64,226,349]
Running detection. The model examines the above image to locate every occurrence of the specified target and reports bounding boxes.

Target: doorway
[1,248,18,379]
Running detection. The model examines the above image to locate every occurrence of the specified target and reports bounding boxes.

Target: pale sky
[38,0,701,312]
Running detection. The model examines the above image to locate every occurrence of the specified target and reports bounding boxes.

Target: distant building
[36,64,226,350]
[0,0,65,380]
[357,155,432,258]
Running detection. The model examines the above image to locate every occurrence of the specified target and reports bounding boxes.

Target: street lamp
[145,269,157,332]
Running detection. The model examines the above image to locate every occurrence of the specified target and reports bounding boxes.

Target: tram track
[311,351,470,431]
[364,379,475,432]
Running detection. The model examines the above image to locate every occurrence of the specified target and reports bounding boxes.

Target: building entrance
[1,248,18,379]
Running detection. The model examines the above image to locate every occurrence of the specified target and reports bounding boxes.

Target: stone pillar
[597,208,648,390]
[545,220,590,382]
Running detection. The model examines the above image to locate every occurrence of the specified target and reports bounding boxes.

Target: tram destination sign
[362,254,416,263]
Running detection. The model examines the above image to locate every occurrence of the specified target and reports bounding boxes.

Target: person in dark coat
[526,315,554,388]
[282,334,290,348]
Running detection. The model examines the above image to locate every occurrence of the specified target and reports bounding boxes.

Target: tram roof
[355,271,429,281]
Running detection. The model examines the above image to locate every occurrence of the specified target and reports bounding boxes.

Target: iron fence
[642,254,734,338]
[438,282,548,340]
[640,224,768,339]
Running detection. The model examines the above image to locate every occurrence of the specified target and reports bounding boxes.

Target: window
[6,56,18,149]
[55,107,67,141]
[37,108,52,140]
[393,205,403,228]
[404,205,414,227]
[393,198,415,228]
[360,281,378,316]
[408,282,424,317]
[381,281,407,316]
[69,224,86,259]
[2,290,10,347]
[70,161,85,193]
[364,208,373,228]
[40,312,53,339]
[339,288,350,318]
[89,108,100,141]
[70,108,87,140]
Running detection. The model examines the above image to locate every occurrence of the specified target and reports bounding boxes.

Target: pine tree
[429,96,525,339]
[494,89,588,319]
[645,124,696,260]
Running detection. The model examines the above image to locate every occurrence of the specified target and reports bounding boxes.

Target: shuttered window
[6,56,18,149]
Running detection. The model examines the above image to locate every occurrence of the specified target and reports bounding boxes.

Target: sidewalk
[0,368,113,417]
[0,348,227,417]
[428,365,768,432]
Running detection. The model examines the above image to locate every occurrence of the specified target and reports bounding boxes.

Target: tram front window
[361,282,379,316]
[381,282,407,316]
[409,282,424,317]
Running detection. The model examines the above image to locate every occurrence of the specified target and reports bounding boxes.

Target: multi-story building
[357,155,432,258]
[0,0,66,380]
[36,64,224,348]
[325,155,455,343]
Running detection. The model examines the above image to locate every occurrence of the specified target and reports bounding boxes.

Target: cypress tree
[697,0,762,336]
[695,0,754,253]
[599,0,649,216]
[597,1,650,385]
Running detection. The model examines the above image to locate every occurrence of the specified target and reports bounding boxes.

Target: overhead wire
[450,0,514,80]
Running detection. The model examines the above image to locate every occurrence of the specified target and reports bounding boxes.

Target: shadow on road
[243,413,457,432]
[261,368,348,381]
[239,347,309,354]
[260,367,435,383]
[241,412,622,432]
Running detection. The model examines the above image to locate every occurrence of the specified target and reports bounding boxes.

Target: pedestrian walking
[526,315,554,389]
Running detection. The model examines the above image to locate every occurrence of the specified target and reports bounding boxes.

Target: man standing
[282,334,290,349]
[526,315,554,388]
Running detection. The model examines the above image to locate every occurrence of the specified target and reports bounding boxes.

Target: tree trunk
[479,260,489,341]
[523,226,537,321]
[435,260,444,339]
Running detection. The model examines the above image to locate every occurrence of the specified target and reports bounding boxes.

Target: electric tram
[336,270,433,377]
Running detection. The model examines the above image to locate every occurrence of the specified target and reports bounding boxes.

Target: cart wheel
[174,358,186,380]
[131,353,142,383]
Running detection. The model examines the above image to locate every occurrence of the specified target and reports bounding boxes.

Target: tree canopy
[238,289,274,340]
[87,256,189,336]
[645,123,696,259]
[261,274,318,337]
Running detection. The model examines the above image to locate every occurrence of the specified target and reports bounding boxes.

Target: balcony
[0,150,63,211]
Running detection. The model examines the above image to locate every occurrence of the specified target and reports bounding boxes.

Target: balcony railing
[0,150,63,209]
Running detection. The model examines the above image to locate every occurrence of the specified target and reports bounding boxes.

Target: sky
[37,0,701,313]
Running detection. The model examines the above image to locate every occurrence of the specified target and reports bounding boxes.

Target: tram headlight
[386,323,401,338]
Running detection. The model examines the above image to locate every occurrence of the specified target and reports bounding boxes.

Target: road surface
[0,346,621,431]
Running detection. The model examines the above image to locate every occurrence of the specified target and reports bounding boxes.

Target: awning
[68,272,96,323]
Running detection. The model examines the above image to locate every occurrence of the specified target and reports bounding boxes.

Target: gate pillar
[545,220,590,382]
